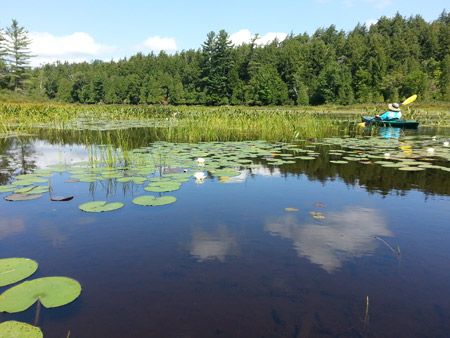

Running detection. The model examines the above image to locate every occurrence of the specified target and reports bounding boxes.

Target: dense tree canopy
[1,11,450,105]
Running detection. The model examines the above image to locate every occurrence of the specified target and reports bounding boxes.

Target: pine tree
[0,27,8,88]
[200,30,234,105]
[4,19,33,91]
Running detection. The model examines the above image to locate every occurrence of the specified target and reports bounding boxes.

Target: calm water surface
[0,127,449,338]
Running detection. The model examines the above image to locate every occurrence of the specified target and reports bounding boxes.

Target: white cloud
[365,19,378,29]
[230,29,288,46]
[28,32,117,67]
[134,36,177,53]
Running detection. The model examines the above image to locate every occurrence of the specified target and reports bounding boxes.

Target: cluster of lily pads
[30,116,179,131]
[0,136,448,211]
[0,258,81,337]
[318,134,450,171]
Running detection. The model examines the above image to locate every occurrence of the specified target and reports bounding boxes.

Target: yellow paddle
[401,94,417,106]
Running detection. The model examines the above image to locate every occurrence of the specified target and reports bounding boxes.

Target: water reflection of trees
[0,137,38,185]
[276,156,450,197]
[264,206,393,273]
[1,129,448,197]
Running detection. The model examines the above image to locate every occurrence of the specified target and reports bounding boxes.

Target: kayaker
[375,103,401,120]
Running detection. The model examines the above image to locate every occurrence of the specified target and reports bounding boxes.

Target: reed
[1,103,361,142]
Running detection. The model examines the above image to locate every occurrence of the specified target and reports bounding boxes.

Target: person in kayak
[375,103,401,120]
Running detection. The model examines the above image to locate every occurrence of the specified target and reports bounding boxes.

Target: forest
[1,10,450,106]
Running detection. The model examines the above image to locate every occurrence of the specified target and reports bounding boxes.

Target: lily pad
[132,195,177,206]
[79,201,124,212]
[397,166,425,171]
[0,321,43,338]
[117,177,147,184]
[4,194,42,202]
[0,276,82,313]
[144,181,181,192]
[0,258,38,287]
[51,196,74,201]
[14,186,49,194]
[0,185,17,193]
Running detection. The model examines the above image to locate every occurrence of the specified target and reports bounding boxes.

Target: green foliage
[1,11,450,105]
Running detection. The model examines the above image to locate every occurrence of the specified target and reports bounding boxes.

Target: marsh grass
[2,103,448,142]
[0,103,363,142]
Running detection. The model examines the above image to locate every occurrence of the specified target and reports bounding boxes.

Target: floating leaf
[285,207,299,212]
[313,215,326,219]
[0,277,82,313]
[116,177,147,184]
[65,179,80,183]
[0,185,16,193]
[4,194,42,202]
[329,160,348,164]
[0,258,38,287]
[314,203,326,207]
[0,321,43,338]
[132,195,177,206]
[51,196,74,201]
[14,186,48,194]
[144,181,181,192]
[296,156,316,160]
[79,201,124,212]
[397,166,425,171]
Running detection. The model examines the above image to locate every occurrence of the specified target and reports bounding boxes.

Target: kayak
[361,116,419,129]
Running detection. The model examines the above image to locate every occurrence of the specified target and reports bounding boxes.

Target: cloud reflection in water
[265,206,393,273]
[190,225,237,262]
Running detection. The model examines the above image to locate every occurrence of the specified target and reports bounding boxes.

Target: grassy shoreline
[1,103,449,143]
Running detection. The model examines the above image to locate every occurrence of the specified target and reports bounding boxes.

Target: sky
[0,0,448,67]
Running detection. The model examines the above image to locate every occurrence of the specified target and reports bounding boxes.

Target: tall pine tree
[4,19,33,91]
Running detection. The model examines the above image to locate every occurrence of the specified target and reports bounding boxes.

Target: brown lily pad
[51,196,74,201]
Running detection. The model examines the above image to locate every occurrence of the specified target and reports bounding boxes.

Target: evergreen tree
[0,27,7,88]
[3,19,33,91]
[201,30,234,105]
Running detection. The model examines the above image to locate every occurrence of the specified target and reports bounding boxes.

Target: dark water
[0,127,449,338]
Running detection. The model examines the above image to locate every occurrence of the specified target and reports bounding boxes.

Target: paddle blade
[402,94,417,106]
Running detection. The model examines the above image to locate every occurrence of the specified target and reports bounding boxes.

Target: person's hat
[388,103,401,112]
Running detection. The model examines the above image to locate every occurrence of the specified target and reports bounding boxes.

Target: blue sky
[1,0,448,67]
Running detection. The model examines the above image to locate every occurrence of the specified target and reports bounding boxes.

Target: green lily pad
[117,177,148,184]
[132,195,177,206]
[0,258,38,287]
[397,166,425,171]
[144,181,181,192]
[0,277,82,313]
[0,185,17,193]
[79,201,124,212]
[14,186,49,194]
[0,321,43,338]
[4,194,42,201]
[295,156,316,160]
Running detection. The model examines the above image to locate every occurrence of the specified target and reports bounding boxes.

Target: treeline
[3,11,450,105]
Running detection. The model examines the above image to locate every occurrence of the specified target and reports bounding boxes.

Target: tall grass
[0,103,362,142]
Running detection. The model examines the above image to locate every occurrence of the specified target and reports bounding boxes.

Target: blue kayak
[362,116,419,129]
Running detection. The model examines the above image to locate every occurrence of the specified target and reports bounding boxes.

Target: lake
[0,125,449,338]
